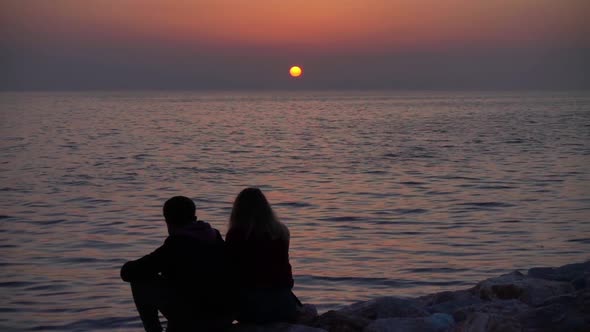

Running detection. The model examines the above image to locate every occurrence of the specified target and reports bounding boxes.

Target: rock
[296,304,319,325]
[571,276,589,290]
[472,271,574,306]
[517,289,590,332]
[230,322,327,332]
[312,310,371,332]
[230,261,590,332]
[576,289,590,314]
[338,296,428,320]
[452,299,531,323]
[535,288,589,310]
[456,313,521,332]
[363,313,454,332]
[528,261,590,283]
[420,290,482,306]
[419,290,483,316]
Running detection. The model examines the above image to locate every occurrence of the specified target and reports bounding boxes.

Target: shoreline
[233,261,589,331]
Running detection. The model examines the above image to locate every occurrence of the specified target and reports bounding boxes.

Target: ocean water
[1,91,589,331]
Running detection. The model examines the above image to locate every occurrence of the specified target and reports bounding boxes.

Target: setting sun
[289,66,302,78]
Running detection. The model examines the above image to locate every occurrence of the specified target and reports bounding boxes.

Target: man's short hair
[163,196,196,225]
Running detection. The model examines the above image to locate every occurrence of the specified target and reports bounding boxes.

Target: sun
[289,66,302,78]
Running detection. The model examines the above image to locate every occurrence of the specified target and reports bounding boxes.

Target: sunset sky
[1,0,588,90]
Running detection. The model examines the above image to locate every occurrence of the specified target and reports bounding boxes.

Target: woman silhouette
[226,187,299,323]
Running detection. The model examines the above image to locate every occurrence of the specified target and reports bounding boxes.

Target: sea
[1,91,589,331]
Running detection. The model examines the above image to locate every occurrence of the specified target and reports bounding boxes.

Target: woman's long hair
[229,188,288,240]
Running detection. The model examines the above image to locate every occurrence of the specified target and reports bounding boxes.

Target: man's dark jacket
[121,221,231,320]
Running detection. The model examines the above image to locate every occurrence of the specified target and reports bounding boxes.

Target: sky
[1,0,589,90]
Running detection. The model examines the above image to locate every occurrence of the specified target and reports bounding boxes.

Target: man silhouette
[121,196,232,332]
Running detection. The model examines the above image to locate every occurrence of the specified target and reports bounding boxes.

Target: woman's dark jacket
[225,228,294,289]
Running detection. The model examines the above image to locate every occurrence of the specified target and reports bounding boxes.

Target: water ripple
[1,91,589,330]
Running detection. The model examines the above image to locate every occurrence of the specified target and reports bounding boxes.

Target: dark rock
[534,289,587,309]
[576,289,590,314]
[571,276,589,290]
[312,310,370,332]
[516,289,590,332]
[528,261,590,283]
[363,313,454,332]
[338,296,428,320]
[419,290,483,316]
[230,322,327,332]
[518,303,582,332]
[472,271,574,306]
[296,304,319,325]
[452,299,530,323]
[456,313,522,332]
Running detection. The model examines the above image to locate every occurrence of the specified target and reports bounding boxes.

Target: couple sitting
[120,188,299,332]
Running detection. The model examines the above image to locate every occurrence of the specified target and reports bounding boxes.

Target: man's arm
[120,244,167,282]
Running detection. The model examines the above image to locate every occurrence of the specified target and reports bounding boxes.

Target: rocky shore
[233,261,589,332]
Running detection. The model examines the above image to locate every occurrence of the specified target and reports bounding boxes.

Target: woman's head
[229,187,286,240]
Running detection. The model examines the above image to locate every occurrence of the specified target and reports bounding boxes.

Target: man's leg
[130,280,170,332]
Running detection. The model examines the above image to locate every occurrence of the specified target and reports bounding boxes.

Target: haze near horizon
[1,0,589,90]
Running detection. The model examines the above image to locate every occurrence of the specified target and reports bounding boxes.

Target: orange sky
[2,0,588,53]
[1,0,588,90]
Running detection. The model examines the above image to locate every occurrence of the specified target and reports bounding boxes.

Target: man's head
[163,196,196,226]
